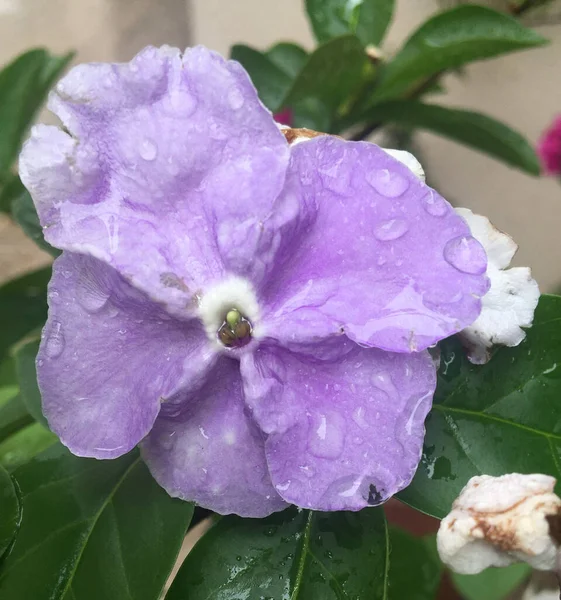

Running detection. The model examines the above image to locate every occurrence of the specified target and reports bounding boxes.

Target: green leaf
[0,48,73,181]
[0,395,33,445]
[451,564,532,600]
[0,267,50,364]
[285,35,371,115]
[0,444,193,599]
[372,5,547,102]
[0,463,19,560]
[14,337,47,428]
[0,173,25,214]
[266,42,308,79]
[11,181,60,256]
[230,44,292,111]
[389,529,442,600]
[305,0,394,46]
[359,100,540,175]
[168,507,389,599]
[0,422,56,472]
[399,295,561,519]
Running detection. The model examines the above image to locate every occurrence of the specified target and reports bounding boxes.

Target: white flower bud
[438,474,561,575]
[455,208,540,364]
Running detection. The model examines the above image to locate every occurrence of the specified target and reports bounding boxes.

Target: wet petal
[142,357,287,517]
[241,342,436,511]
[39,252,215,459]
[263,136,489,353]
[20,46,292,317]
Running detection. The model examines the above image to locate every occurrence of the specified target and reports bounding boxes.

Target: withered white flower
[455,208,540,364]
[438,474,561,574]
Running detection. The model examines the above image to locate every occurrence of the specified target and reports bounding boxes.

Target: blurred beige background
[1,0,560,289]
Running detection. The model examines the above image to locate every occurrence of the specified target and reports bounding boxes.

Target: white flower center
[198,276,261,348]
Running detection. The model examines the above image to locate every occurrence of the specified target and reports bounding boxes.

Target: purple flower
[20,46,489,517]
[538,114,561,175]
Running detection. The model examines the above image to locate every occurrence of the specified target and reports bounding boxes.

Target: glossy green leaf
[358,100,540,175]
[266,42,308,79]
[11,181,60,256]
[0,395,32,445]
[0,444,193,599]
[389,529,442,600]
[0,267,50,364]
[168,507,389,599]
[0,48,73,181]
[0,463,18,560]
[372,5,547,102]
[305,0,394,46]
[0,422,56,472]
[399,294,561,519]
[14,337,47,428]
[451,564,532,600]
[285,35,371,114]
[230,44,292,111]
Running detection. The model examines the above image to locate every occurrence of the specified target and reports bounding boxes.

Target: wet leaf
[399,295,561,518]
[168,507,389,599]
[372,5,547,102]
[0,444,193,599]
[305,0,395,46]
[389,529,442,600]
[356,100,540,175]
[0,267,50,365]
[14,337,47,428]
[0,463,18,560]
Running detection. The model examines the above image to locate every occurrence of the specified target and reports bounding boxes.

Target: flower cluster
[22,45,531,517]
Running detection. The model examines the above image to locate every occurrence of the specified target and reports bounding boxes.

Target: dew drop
[367,168,409,198]
[228,87,244,110]
[443,235,487,275]
[373,218,409,241]
[307,412,345,459]
[371,371,397,399]
[139,138,157,161]
[76,283,109,312]
[47,290,60,304]
[45,320,65,358]
[422,190,448,217]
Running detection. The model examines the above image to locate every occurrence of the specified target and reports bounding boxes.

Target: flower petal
[456,208,540,364]
[142,357,287,517]
[263,136,489,353]
[39,252,215,459]
[241,342,436,511]
[20,46,292,317]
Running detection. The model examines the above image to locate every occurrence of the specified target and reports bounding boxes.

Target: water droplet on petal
[45,320,65,358]
[371,371,397,400]
[228,87,244,110]
[444,235,487,275]
[367,168,409,198]
[47,290,60,304]
[76,283,109,312]
[422,190,448,217]
[307,412,345,459]
[373,218,409,241]
[139,138,157,161]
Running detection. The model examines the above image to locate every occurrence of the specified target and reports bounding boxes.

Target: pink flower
[538,115,561,175]
[273,107,293,126]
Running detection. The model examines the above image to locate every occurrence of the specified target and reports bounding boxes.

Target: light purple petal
[262,136,490,353]
[241,342,436,511]
[39,252,215,459]
[20,46,293,316]
[142,357,288,517]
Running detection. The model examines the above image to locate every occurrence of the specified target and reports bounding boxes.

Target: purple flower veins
[20,46,489,517]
